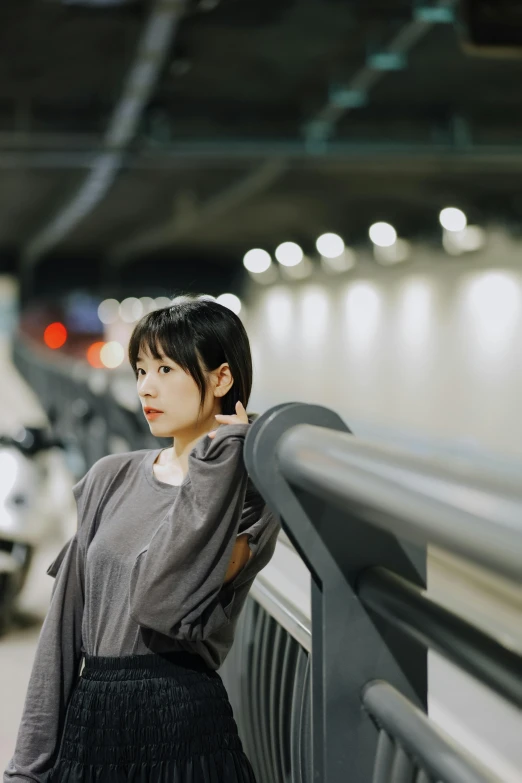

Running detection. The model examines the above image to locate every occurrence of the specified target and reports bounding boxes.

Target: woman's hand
[208,400,249,438]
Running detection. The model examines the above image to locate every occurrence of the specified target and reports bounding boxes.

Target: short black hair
[128,297,253,417]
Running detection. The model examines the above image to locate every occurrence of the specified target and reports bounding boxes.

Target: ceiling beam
[108,1,456,266]
[1,140,522,169]
[304,0,455,147]
[20,0,187,275]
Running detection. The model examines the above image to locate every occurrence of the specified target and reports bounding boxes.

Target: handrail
[243,403,522,783]
[250,572,311,653]
[358,567,522,709]
[278,424,522,584]
[363,682,502,783]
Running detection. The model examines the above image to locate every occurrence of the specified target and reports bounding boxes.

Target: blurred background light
[374,238,411,265]
[43,322,67,350]
[243,248,272,273]
[344,282,381,350]
[440,207,467,232]
[463,271,521,357]
[279,255,313,280]
[86,341,105,369]
[301,287,329,347]
[443,225,486,256]
[369,222,397,247]
[275,241,304,267]
[265,288,293,345]
[139,296,156,315]
[217,293,242,314]
[98,298,120,325]
[320,247,356,275]
[119,297,143,323]
[154,297,173,309]
[316,233,345,258]
[100,341,125,369]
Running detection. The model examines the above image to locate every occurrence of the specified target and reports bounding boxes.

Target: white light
[320,247,356,275]
[464,272,521,355]
[119,297,143,323]
[154,296,173,310]
[316,233,345,258]
[98,298,120,325]
[374,238,411,265]
[344,283,381,350]
[440,207,467,232]
[279,255,313,280]
[100,341,125,369]
[198,294,216,301]
[398,280,432,351]
[265,288,293,344]
[217,293,242,314]
[139,297,156,315]
[369,222,397,248]
[275,242,303,267]
[301,287,329,348]
[443,225,486,256]
[247,264,279,285]
[243,249,272,273]
[460,225,485,251]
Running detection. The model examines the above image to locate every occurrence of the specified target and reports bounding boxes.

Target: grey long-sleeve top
[4,422,281,783]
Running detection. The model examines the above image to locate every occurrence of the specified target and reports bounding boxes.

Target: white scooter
[0,426,65,634]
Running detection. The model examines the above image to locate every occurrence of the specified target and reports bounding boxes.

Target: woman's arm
[3,465,95,783]
[224,533,253,584]
[129,422,253,641]
[3,534,85,783]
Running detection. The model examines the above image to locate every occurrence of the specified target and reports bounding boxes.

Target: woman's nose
[138,376,157,395]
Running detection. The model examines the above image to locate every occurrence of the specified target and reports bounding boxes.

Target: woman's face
[136,344,214,436]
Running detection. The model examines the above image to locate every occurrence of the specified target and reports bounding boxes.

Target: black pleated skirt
[48,651,257,783]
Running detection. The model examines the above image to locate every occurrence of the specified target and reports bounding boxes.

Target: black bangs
[127,299,253,416]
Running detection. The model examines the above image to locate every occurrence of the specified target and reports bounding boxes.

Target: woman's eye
[160,366,171,374]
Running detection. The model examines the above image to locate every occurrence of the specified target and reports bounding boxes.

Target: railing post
[245,403,427,783]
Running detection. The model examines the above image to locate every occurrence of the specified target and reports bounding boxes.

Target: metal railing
[12,337,522,782]
[233,402,522,783]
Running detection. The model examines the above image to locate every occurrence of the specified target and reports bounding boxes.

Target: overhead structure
[304,0,455,147]
[108,0,455,265]
[21,0,187,273]
[110,159,287,266]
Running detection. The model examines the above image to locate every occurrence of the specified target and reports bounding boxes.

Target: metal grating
[220,596,311,783]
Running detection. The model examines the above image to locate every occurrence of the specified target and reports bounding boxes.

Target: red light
[87,342,105,369]
[44,322,67,350]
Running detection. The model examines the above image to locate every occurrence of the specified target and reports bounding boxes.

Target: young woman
[5,297,280,783]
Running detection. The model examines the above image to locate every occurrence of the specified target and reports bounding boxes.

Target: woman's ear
[213,363,234,398]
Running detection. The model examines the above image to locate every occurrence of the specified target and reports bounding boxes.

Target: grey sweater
[4,422,280,783]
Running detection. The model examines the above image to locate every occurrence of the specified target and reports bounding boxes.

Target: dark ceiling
[2,0,522,301]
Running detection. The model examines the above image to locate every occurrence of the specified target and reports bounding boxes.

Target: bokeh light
[87,342,105,369]
[316,233,345,258]
[100,341,125,369]
[217,293,242,314]
[439,207,467,232]
[243,248,272,273]
[44,322,67,349]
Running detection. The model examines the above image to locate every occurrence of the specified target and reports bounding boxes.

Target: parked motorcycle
[0,426,65,635]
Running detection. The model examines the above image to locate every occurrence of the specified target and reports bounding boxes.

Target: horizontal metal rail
[363,681,502,783]
[358,567,522,710]
[278,425,522,583]
[250,572,311,653]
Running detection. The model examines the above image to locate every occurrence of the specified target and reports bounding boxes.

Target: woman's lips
[145,410,163,420]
